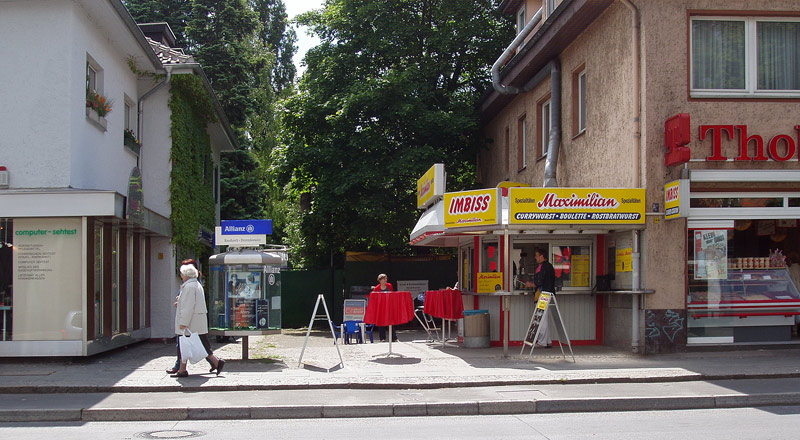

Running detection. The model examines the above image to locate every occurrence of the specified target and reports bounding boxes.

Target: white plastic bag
[179,329,207,364]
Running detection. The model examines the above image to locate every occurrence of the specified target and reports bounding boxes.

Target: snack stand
[410,168,649,355]
[207,246,287,359]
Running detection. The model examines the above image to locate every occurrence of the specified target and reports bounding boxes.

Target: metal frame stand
[522,292,575,362]
[298,294,344,368]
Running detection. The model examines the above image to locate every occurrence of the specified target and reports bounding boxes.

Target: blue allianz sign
[220,219,272,235]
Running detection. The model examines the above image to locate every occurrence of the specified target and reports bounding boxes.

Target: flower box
[85,107,107,131]
[124,128,141,155]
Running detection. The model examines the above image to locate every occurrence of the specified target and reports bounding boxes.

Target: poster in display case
[693,230,728,280]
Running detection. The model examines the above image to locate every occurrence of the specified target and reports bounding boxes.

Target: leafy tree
[275,0,513,267]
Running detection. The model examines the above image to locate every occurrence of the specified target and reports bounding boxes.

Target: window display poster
[572,254,590,287]
[694,230,728,280]
[477,272,503,293]
[615,248,633,272]
[227,271,261,299]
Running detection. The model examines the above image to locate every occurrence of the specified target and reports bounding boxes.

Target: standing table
[423,289,464,347]
[363,291,414,356]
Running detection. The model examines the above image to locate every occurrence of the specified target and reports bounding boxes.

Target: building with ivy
[0,1,236,356]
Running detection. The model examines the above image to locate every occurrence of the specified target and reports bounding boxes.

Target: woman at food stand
[372,274,398,342]
[532,248,554,348]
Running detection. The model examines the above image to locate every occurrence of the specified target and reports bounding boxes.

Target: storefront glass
[687,219,800,344]
[552,245,592,289]
[0,219,12,341]
[94,222,103,338]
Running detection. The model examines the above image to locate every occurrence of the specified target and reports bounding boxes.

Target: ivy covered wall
[168,74,217,257]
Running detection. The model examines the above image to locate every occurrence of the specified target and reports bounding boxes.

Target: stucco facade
[0,0,234,356]
[481,0,800,352]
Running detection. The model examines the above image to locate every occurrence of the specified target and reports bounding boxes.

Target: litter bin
[462,309,490,348]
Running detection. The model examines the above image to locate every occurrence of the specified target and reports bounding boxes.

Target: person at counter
[532,248,555,348]
[372,273,398,342]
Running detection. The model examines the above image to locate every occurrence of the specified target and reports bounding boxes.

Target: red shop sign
[664,113,800,165]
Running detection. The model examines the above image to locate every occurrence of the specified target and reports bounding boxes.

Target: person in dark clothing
[532,248,555,348]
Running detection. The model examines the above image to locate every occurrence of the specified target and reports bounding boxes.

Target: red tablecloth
[423,289,464,320]
[363,291,415,326]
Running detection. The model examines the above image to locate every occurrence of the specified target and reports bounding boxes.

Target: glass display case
[208,247,287,333]
[688,265,800,343]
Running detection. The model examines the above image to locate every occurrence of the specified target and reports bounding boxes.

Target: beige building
[478,0,800,353]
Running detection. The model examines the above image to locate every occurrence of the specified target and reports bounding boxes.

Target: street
[2,406,799,439]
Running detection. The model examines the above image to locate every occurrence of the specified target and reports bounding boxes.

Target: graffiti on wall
[645,309,686,354]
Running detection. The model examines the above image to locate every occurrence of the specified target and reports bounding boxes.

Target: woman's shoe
[215,359,225,376]
[165,367,179,374]
[170,371,189,378]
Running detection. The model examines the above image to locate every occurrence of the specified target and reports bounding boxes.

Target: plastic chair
[362,324,375,343]
[343,320,362,344]
[329,320,343,344]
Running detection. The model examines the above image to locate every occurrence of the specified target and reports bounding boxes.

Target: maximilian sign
[444,188,501,228]
[509,188,645,224]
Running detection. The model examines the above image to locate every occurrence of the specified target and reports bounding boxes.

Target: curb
[0,371,798,394]
[2,393,800,422]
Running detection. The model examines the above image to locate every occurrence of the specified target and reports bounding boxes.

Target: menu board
[524,292,552,345]
[572,255,590,287]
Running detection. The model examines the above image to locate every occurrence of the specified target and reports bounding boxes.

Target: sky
[285,0,325,77]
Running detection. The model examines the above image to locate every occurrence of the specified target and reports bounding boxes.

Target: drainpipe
[137,66,173,170]
[543,59,561,188]
[619,0,643,353]
[491,7,543,94]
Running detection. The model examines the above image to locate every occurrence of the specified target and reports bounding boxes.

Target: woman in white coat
[172,263,225,377]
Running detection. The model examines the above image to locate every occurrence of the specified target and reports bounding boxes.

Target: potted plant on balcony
[124,128,141,154]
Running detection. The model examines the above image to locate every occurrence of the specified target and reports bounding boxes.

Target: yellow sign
[616,248,633,272]
[509,188,645,224]
[417,163,445,209]
[444,188,502,229]
[572,254,590,287]
[537,292,551,310]
[476,272,503,293]
[664,179,687,220]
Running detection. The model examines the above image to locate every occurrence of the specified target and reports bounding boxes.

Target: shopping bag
[179,329,207,364]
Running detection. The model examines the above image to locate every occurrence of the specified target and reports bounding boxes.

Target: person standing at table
[372,273,398,342]
[532,248,555,348]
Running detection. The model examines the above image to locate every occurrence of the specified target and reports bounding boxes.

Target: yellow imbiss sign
[443,188,502,229]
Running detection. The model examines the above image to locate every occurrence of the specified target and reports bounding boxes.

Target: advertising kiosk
[207,245,287,359]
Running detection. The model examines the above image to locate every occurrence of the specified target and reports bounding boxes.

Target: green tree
[275,0,513,267]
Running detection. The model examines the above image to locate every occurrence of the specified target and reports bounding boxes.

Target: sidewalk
[1,329,799,421]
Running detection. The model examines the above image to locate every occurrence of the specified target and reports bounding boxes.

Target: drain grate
[135,430,205,439]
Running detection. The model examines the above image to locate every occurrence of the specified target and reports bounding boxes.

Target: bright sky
[285,0,325,77]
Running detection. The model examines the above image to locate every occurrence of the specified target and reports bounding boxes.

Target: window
[516,6,526,35]
[124,98,134,131]
[87,64,97,92]
[86,54,103,93]
[546,0,557,17]
[517,115,527,170]
[504,126,510,175]
[539,99,551,157]
[573,65,587,135]
[691,17,800,97]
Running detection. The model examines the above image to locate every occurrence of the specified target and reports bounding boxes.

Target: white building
[0,1,236,356]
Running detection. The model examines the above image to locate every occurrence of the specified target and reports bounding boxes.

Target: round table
[364,291,414,356]
[423,289,464,346]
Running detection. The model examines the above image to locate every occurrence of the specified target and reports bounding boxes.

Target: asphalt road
[2,406,799,439]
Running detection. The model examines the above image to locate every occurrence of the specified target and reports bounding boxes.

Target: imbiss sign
[665,113,800,166]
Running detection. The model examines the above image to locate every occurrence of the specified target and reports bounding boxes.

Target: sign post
[521,291,575,362]
[298,294,344,369]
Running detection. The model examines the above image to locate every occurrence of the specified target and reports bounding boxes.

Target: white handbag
[179,329,208,364]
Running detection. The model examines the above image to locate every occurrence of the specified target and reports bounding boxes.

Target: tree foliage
[274,0,513,267]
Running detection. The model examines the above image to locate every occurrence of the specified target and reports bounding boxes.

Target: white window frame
[546,0,557,18]
[516,6,526,35]
[518,115,527,171]
[86,54,103,93]
[577,71,586,134]
[123,98,134,131]
[690,16,800,98]
[541,100,551,157]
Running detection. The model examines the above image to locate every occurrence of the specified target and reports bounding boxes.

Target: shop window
[552,245,591,289]
[139,236,147,329]
[93,222,103,338]
[127,233,134,332]
[460,245,474,292]
[690,197,784,208]
[517,115,527,171]
[0,219,12,341]
[111,228,119,334]
[691,17,800,97]
[687,221,800,344]
[481,241,500,273]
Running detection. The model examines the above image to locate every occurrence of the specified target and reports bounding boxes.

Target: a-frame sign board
[298,294,344,368]
[521,291,576,362]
